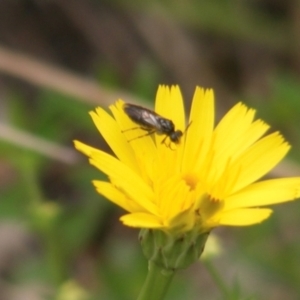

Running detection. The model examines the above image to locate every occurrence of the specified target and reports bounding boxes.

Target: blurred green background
[0,1,300,299]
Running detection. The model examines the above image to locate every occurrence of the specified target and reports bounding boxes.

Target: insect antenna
[184,121,193,135]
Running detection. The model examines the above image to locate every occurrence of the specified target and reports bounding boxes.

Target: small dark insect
[123,103,191,145]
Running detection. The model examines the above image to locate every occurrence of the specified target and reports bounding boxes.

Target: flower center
[183,173,199,190]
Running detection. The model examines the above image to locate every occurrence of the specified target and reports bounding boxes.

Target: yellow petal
[230,119,270,159]
[155,85,185,131]
[225,177,300,210]
[183,88,214,173]
[74,140,102,157]
[120,212,164,228]
[204,103,258,185]
[155,85,186,172]
[93,181,146,212]
[219,208,273,226]
[229,132,290,192]
[89,107,139,173]
[212,103,256,156]
[168,85,186,131]
[110,100,156,183]
[157,175,192,220]
[89,150,159,215]
[168,207,195,232]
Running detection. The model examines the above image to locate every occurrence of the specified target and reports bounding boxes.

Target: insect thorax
[157,118,174,133]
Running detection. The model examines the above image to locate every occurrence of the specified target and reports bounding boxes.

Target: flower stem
[137,261,175,300]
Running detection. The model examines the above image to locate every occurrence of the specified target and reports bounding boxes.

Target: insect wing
[140,110,161,129]
[124,104,161,129]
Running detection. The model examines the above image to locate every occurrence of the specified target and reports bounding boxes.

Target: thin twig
[0,122,79,164]
[0,45,141,106]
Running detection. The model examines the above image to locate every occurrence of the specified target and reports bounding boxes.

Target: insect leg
[127,130,156,142]
[160,136,176,150]
[121,126,143,133]
[184,121,193,134]
[161,135,169,145]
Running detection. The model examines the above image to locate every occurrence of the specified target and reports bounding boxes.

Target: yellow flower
[74,85,300,234]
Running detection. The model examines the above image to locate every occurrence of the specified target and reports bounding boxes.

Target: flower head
[74,85,300,234]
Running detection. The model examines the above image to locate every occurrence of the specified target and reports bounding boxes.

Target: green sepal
[139,228,209,270]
